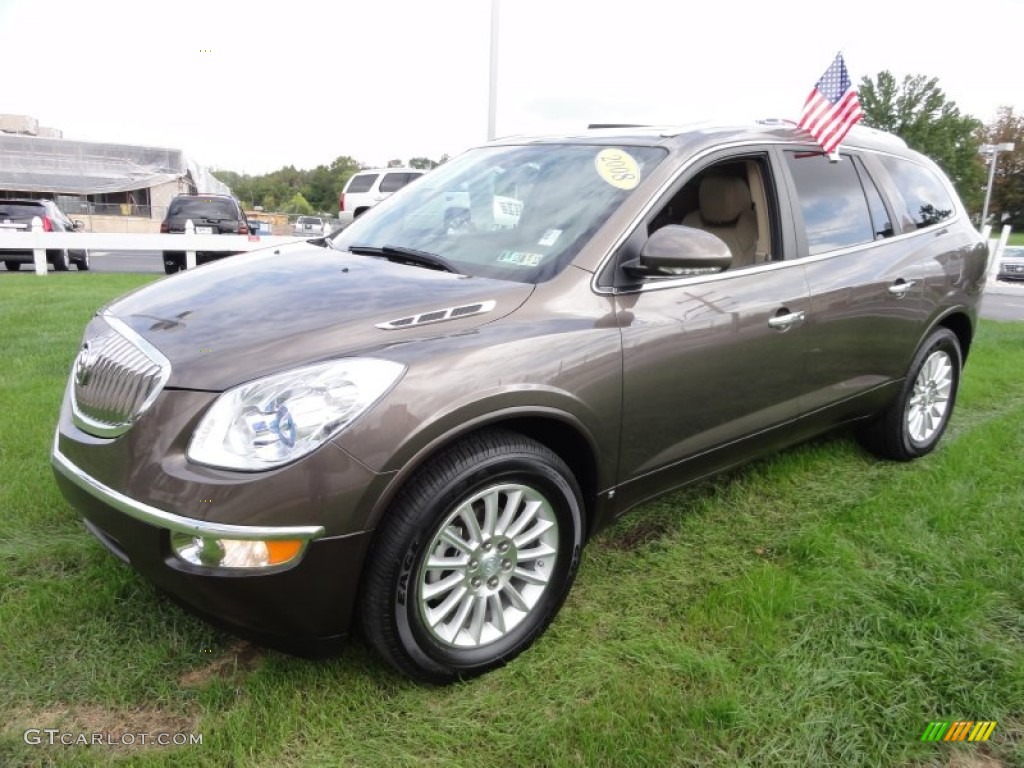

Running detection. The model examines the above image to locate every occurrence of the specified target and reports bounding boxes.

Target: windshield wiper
[347,244,462,274]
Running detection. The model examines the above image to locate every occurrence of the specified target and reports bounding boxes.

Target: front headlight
[187,358,405,471]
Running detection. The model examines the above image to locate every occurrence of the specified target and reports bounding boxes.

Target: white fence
[984,224,1013,284]
[0,217,311,275]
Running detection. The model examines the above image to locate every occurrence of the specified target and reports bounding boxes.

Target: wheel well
[354,207,370,218]
[464,417,599,537]
[937,312,973,364]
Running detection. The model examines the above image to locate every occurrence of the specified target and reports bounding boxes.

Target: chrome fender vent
[376,300,497,330]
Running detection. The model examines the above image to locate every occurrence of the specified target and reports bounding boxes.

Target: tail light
[160,221,169,233]
[41,216,53,232]
[339,193,345,212]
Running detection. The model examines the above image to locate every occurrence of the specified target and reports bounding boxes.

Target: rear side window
[168,198,238,220]
[379,172,418,193]
[346,174,378,193]
[877,156,955,229]
[784,151,874,255]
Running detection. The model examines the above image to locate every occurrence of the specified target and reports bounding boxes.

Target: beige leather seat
[681,176,758,268]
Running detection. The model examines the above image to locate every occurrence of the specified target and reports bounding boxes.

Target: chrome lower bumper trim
[51,430,325,541]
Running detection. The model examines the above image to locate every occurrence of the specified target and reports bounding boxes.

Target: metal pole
[981,151,997,227]
[487,0,500,141]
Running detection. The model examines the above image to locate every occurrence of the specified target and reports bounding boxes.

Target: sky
[1,0,1021,175]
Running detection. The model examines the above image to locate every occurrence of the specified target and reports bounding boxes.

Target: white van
[338,168,425,226]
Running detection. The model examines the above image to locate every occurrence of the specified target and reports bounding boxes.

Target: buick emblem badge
[75,342,96,387]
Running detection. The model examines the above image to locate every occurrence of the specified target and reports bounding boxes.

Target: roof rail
[586,123,651,129]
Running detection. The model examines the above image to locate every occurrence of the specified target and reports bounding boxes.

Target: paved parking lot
[980,281,1024,322]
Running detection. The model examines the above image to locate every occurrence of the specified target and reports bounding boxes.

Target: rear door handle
[768,310,806,330]
[888,279,916,297]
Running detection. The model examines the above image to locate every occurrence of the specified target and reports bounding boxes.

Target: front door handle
[888,279,917,298]
[768,310,806,330]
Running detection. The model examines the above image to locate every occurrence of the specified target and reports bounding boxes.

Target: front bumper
[50,382,389,653]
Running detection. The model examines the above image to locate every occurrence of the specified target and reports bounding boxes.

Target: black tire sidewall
[49,249,70,271]
[391,451,583,678]
[895,328,961,457]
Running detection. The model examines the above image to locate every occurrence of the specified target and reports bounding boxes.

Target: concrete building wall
[149,179,184,219]
[74,214,161,233]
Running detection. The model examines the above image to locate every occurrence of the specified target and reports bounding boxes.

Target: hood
[105,244,533,390]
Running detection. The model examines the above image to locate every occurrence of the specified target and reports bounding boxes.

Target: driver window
[649,156,775,270]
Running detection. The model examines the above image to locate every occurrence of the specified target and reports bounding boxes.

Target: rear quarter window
[877,155,955,229]
[346,174,378,193]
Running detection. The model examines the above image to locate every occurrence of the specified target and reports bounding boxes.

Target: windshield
[330,144,666,283]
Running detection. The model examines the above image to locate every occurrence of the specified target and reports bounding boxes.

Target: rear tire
[50,249,70,271]
[163,252,183,275]
[858,327,961,461]
[359,430,584,683]
[75,251,90,271]
[4,261,21,271]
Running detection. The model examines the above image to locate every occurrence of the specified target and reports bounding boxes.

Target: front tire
[75,250,90,271]
[4,260,21,271]
[858,327,962,461]
[359,430,584,683]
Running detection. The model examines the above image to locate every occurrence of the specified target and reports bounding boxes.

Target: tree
[408,157,439,170]
[859,71,985,214]
[978,106,1024,229]
[386,158,403,168]
[281,192,314,215]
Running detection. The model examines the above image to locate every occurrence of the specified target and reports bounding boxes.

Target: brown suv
[51,122,988,682]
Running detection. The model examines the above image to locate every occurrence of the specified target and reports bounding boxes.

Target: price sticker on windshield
[595,148,640,190]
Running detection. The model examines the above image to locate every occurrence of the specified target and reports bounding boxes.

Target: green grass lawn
[1006,231,1023,246]
[1,274,1022,767]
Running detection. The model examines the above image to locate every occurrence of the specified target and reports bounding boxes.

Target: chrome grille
[70,315,171,438]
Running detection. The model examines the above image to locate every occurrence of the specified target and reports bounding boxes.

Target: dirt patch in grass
[179,640,263,688]
[947,753,1004,768]
[597,517,673,551]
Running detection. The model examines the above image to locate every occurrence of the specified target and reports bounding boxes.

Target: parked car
[293,215,325,237]
[52,122,987,683]
[0,198,90,271]
[160,194,253,275]
[338,167,425,226]
[997,245,1024,281]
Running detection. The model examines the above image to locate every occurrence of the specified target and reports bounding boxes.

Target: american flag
[798,52,863,154]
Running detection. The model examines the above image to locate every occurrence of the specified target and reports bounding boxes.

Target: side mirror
[623,225,732,278]
[73,220,86,230]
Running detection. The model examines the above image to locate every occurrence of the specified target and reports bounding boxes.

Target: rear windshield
[0,201,45,218]
[297,216,322,225]
[167,198,238,220]
[345,174,378,193]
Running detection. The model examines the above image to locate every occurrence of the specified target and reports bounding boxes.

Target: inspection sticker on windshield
[498,250,544,267]
[538,229,562,247]
[595,148,640,190]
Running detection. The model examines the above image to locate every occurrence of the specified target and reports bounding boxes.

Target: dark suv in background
[160,194,253,274]
[0,198,90,271]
